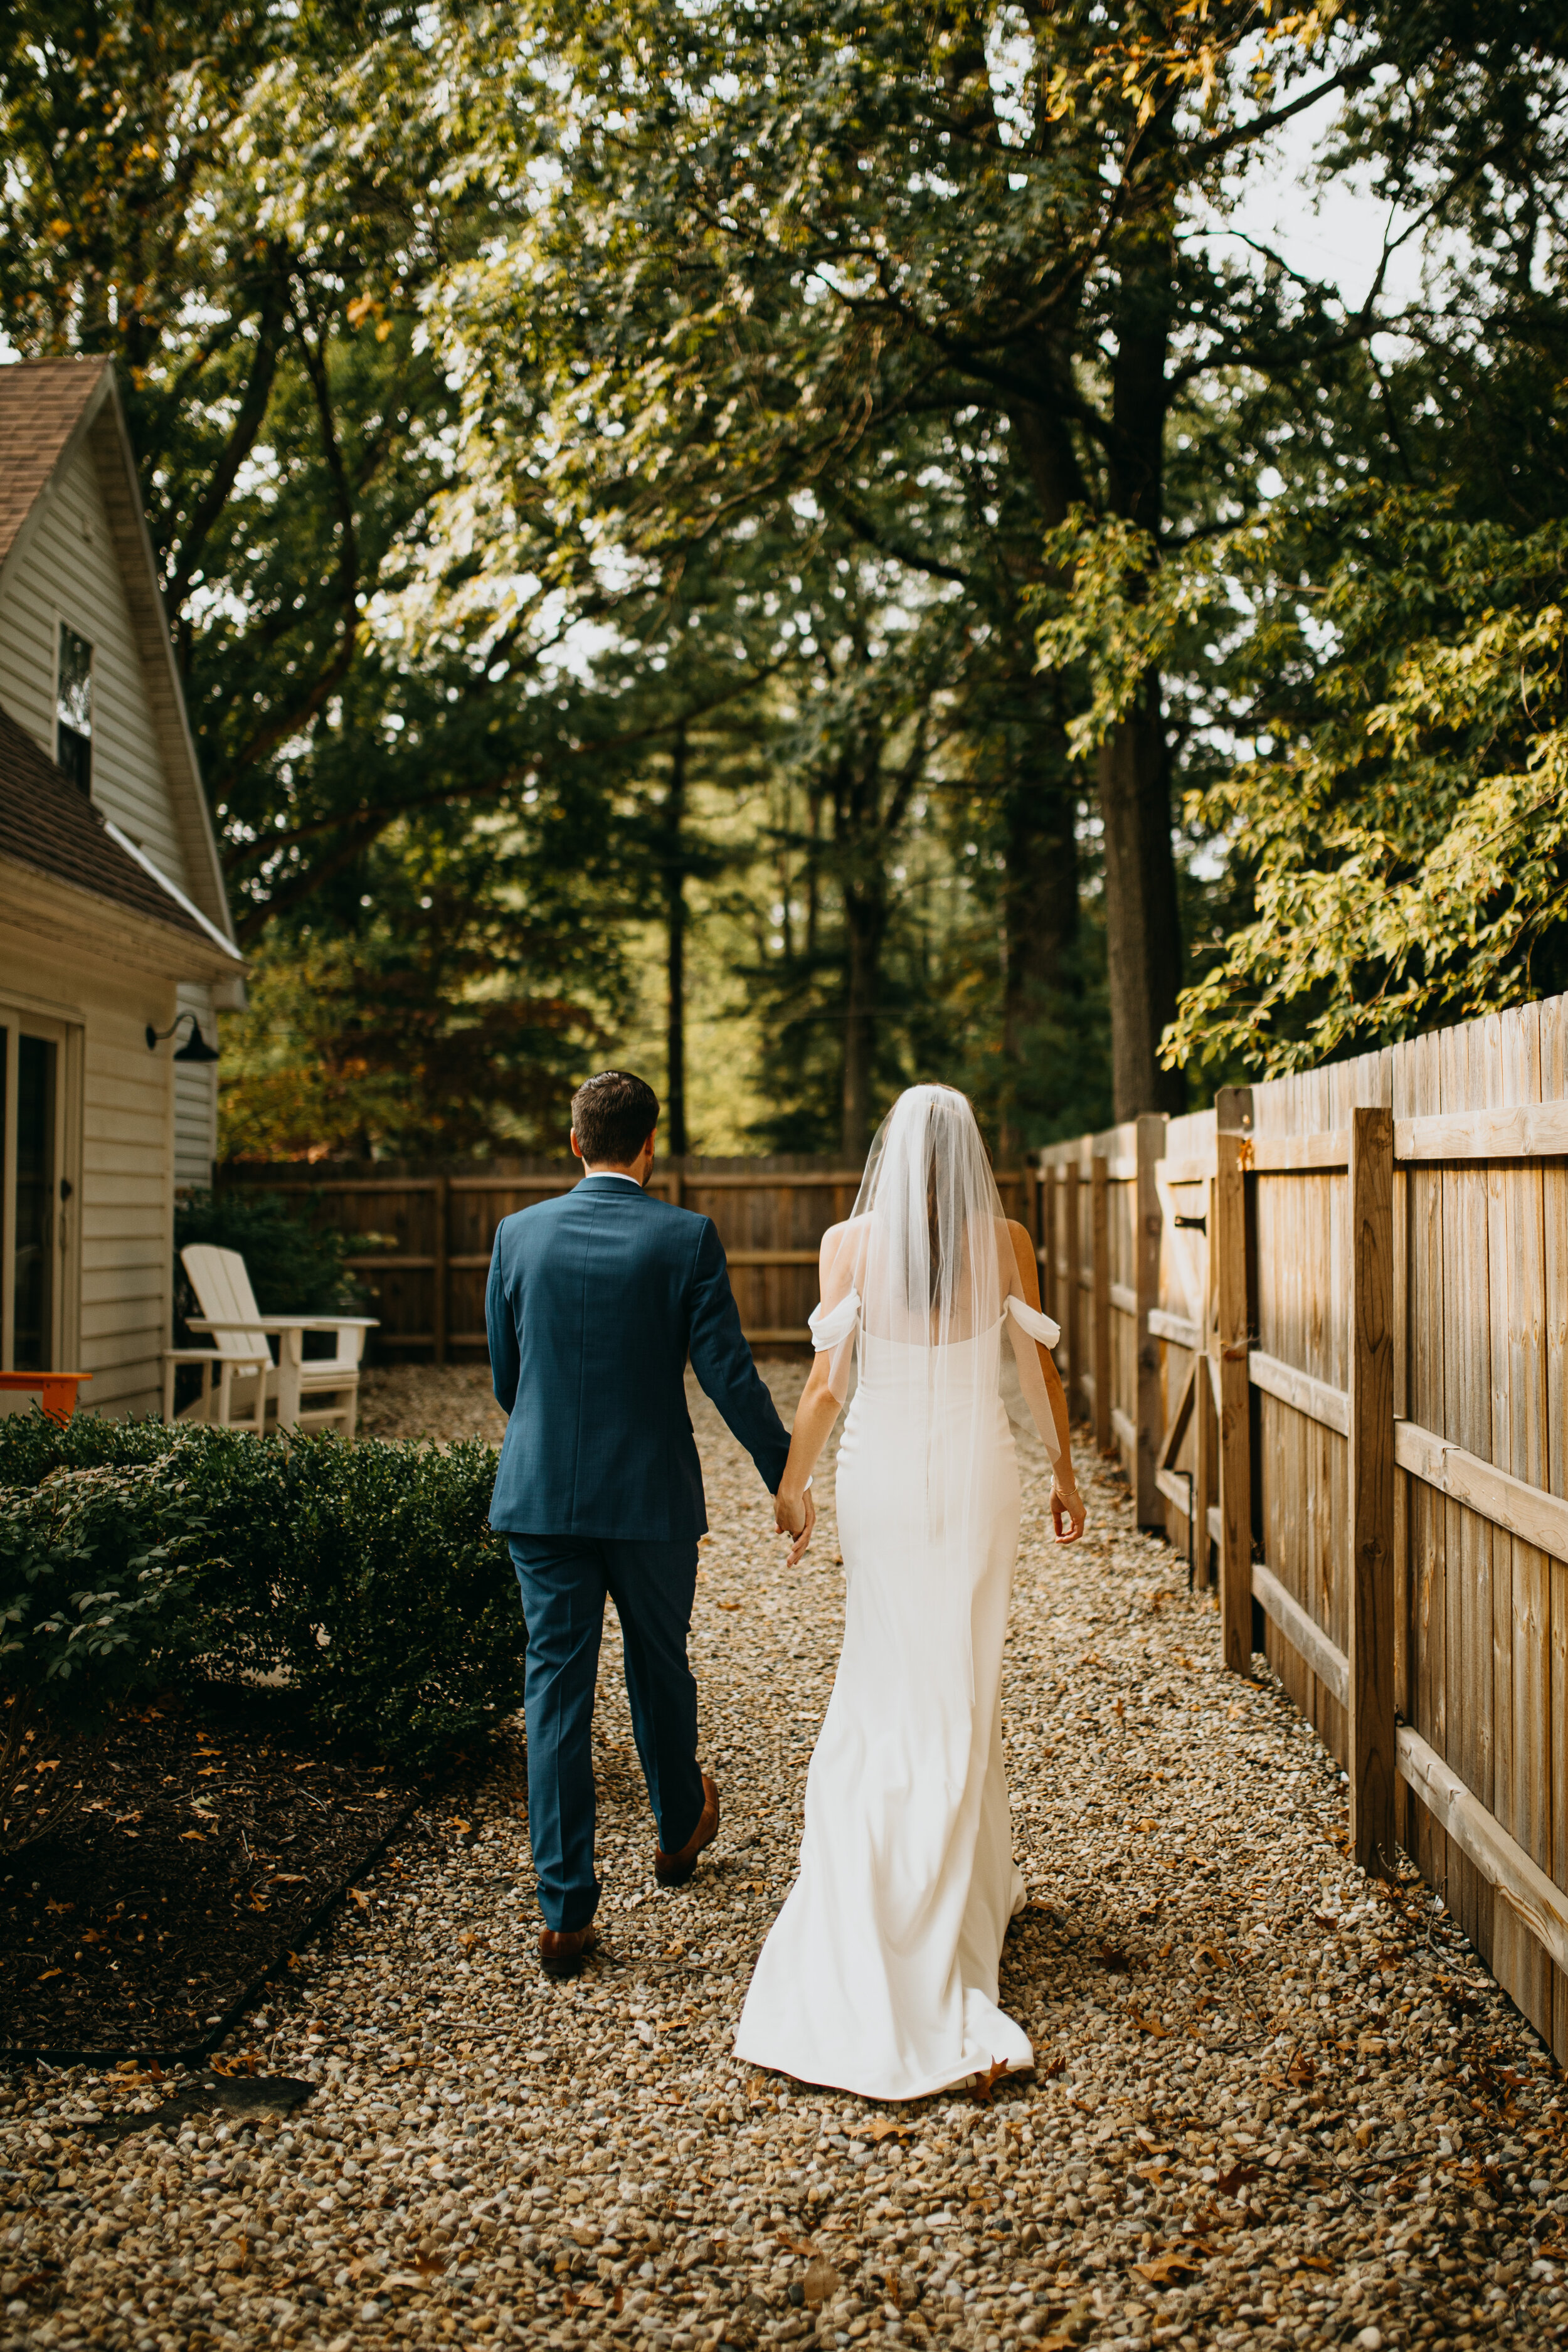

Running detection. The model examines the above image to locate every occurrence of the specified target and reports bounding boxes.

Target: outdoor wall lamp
[145,1010,220,1064]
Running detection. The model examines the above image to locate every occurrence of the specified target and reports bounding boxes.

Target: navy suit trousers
[509,1534,706,1932]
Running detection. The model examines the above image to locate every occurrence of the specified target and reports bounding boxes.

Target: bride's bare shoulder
[1001,1217,1039,1294]
[819,1215,872,1263]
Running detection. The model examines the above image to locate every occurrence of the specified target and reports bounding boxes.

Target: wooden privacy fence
[216,1155,1041,1360]
[1042,993,1568,2066]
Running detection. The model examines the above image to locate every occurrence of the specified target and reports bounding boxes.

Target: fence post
[1091,1154,1111,1454]
[1215,1111,1253,1675]
[1135,1112,1166,1527]
[1349,1103,1397,1877]
[1191,1173,1217,1591]
[1064,1160,1083,1420]
[433,1173,449,1367]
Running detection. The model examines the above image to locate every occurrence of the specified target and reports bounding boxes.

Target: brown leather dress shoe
[655,1772,719,1887]
[538,1920,598,1979]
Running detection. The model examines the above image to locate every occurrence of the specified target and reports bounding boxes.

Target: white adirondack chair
[164,1244,377,1437]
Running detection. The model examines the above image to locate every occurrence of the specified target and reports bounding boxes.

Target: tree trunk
[999,756,1081,1157]
[1096,670,1185,1121]
[841,879,886,1162]
[663,723,689,1156]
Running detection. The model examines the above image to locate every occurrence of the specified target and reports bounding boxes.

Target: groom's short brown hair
[571,1070,660,1165]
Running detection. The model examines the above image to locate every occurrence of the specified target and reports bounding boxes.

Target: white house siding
[0,428,194,893]
[173,978,218,1194]
[0,937,177,1418]
[78,964,177,1417]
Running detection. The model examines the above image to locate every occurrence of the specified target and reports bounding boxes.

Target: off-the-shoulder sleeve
[808,1285,860,1403]
[1005,1293,1060,1350]
[808,1286,861,1351]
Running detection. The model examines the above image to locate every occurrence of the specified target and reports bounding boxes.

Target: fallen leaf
[450,1819,472,1836]
[1039,2053,1066,2080]
[968,2058,1011,2104]
[271,1873,307,1884]
[1295,2254,1334,2274]
[1098,1943,1131,1974]
[1128,2010,1169,2038]
[717,1600,741,1612]
[348,1888,371,1910]
[1135,2251,1204,2284]
[36,1968,61,1981]
[865,2117,913,2143]
[1037,2293,1095,2346]
[1214,2161,1259,2198]
[802,2256,841,2307]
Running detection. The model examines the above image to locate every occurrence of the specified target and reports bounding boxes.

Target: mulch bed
[0,1687,417,2060]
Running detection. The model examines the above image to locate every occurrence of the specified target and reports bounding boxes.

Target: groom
[487,1069,812,1977]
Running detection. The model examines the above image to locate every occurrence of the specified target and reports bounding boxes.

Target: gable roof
[0,357,238,949]
[0,361,103,574]
[0,697,240,960]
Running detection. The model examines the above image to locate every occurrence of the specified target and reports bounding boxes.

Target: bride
[735,1084,1086,2102]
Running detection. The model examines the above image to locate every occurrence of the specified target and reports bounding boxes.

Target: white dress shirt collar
[580,1169,646,1185]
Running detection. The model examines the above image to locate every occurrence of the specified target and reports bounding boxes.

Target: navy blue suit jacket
[485,1173,791,1539]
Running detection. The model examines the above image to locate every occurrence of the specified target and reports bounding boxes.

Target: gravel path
[5,1365,1567,2352]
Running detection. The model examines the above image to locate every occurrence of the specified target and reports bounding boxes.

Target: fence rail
[1040,992,1568,2067]
[217,1156,1040,1360]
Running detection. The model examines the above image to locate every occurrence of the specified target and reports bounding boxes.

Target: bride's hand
[775,1484,815,1567]
[1051,1475,1086,1543]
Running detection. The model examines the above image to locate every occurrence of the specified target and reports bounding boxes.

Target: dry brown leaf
[865,2117,913,2143]
[1129,2010,1169,2039]
[1135,2251,1204,2284]
[1098,1943,1131,1974]
[968,2058,1011,2105]
[802,2257,842,2307]
[1295,2254,1334,2274]
[717,1599,742,1612]
[1214,2161,1259,2198]
[348,1888,371,1910]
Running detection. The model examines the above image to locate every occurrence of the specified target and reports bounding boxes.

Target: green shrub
[0,1461,208,1851]
[0,1416,523,1786]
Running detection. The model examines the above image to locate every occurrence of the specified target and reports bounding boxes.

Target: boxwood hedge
[0,1417,523,1808]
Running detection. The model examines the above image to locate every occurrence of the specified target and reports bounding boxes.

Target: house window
[56,623,93,793]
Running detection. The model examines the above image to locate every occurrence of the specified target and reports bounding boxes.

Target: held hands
[1051,1473,1087,1544]
[775,1484,816,1569]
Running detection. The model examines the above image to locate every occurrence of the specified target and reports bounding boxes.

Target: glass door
[0,1011,72,1374]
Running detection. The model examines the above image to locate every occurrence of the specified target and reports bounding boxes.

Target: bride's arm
[775,1226,855,1563]
[1005,1221,1086,1542]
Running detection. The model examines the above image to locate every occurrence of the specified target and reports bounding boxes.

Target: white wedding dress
[734,1086,1061,2103]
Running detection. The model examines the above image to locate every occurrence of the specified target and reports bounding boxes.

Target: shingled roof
[0,697,227,949]
[0,358,108,574]
[0,356,238,951]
